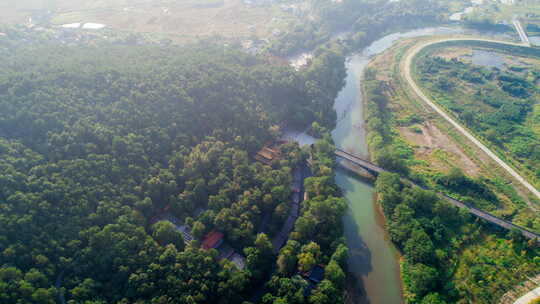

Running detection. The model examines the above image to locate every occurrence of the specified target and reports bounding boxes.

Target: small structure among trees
[255,142,284,165]
[201,231,224,250]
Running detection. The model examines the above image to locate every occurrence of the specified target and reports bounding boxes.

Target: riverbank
[406,38,540,201]
[364,35,540,226]
[332,48,403,304]
[330,27,474,304]
[409,38,540,227]
[362,33,540,303]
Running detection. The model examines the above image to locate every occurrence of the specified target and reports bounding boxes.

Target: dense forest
[0,28,348,303]
[376,173,540,304]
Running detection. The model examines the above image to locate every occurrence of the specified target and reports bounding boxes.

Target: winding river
[331,27,466,304]
[285,25,514,303]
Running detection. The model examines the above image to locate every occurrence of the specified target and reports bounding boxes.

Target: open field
[409,39,540,201]
[365,36,540,303]
[0,0,299,41]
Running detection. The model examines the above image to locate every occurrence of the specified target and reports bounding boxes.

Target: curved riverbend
[402,37,540,202]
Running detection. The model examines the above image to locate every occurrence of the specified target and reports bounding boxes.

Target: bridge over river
[335,149,540,242]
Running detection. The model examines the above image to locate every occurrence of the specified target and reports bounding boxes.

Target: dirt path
[401,37,540,204]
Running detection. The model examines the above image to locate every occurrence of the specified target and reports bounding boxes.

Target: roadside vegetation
[530,297,540,304]
[365,39,540,230]
[415,43,540,190]
[265,135,349,304]
[364,38,540,303]
[376,172,540,304]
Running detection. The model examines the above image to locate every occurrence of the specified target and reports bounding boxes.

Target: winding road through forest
[401,37,540,203]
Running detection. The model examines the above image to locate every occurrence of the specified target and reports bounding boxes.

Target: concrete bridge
[335,148,540,242]
[335,149,385,175]
[513,19,531,47]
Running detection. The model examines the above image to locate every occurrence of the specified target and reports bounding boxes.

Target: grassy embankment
[368,37,540,229]
[363,36,540,303]
[469,0,540,29]
[411,40,540,223]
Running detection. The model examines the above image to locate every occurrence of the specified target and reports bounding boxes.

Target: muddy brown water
[331,27,466,304]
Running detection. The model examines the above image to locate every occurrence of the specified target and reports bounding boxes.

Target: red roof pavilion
[201,231,224,250]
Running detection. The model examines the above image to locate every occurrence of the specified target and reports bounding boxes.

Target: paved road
[513,20,531,46]
[271,164,307,254]
[401,37,540,203]
[514,286,540,304]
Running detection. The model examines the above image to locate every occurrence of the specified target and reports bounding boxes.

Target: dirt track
[401,37,540,202]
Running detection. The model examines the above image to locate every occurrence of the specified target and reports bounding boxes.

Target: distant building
[464,7,475,14]
[241,39,262,55]
[255,144,282,165]
[241,40,254,49]
[244,0,274,6]
[61,23,81,29]
[82,23,106,30]
[202,231,224,250]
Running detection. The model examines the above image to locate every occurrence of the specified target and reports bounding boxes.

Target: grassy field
[0,0,298,41]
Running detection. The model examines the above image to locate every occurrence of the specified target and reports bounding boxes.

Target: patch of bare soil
[432,46,472,61]
[398,122,482,176]
[370,49,395,82]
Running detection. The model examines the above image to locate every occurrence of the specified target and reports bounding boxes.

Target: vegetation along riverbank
[363,35,540,304]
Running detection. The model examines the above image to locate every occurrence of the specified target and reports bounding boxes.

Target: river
[284,25,509,303]
[331,27,466,304]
